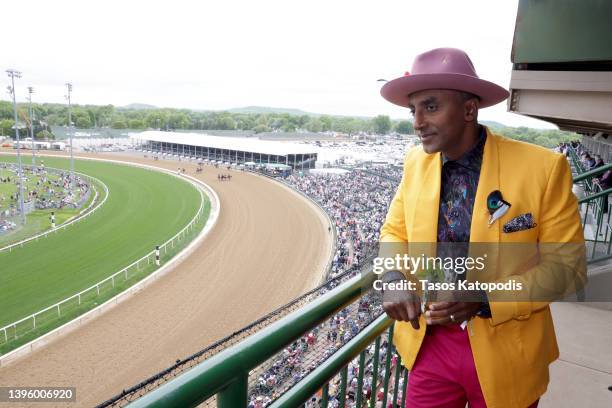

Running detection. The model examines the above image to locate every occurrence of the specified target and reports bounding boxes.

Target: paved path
[541,302,612,408]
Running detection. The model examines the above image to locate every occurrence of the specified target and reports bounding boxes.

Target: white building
[130,131,318,169]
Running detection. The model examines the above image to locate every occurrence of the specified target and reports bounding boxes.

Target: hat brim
[380,73,510,109]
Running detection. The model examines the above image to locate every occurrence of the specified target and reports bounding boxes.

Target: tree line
[486,124,576,148]
[0,100,409,137]
[0,100,576,147]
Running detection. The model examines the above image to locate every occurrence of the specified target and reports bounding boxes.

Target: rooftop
[130,131,316,156]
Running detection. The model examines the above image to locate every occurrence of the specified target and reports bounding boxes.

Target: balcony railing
[124,270,412,407]
[569,148,612,263]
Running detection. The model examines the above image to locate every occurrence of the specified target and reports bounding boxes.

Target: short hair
[458,91,480,102]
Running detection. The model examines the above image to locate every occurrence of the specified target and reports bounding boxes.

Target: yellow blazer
[380,127,586,408]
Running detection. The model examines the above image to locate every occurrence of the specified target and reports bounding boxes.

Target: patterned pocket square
[503,213,537,233]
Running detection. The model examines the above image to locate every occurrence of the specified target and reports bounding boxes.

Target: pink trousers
[405,323,539,408]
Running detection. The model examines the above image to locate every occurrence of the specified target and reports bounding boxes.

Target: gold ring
[450,314,456,323]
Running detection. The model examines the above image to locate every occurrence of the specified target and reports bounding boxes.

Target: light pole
[27,86,36,166]
[65,82,74,190]
[6,69,26,225]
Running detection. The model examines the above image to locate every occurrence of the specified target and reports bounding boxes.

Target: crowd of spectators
[247,290,391,408]
[558,141,611,188]
[244,166,404,407]
[359,165,403,183]
[306,339,405,408]
[559,141,612,213]
[33,169,90,210]
[285,170,396,278]
[558,141,605,171]
[0,219,16,234]
[0,163,90,223]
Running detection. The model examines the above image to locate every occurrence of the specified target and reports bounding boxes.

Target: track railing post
[217,373,248,408]
[321,383,329,408]
[355,350,366,407]
[339,365,348,407]
[392,353,402,407]
[381,324,395,408]
[401,368,409,407]
[369,336,382,408]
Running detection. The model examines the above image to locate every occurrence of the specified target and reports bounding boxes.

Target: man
[378,48,586,407]
[581,153,596,170]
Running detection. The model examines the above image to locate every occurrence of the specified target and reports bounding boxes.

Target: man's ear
[465,99,479,122]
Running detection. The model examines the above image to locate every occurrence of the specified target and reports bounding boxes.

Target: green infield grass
[0,156,206,333]
[0,209,208,354]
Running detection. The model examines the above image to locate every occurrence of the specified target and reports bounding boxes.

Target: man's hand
[425,301,481,325]
[382,283,422,330]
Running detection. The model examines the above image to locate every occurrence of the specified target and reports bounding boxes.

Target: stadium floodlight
[65,82,74,190]
[28,86,36,166]
[6,69,26,225]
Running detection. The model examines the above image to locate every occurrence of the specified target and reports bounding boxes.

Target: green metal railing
[271,315,395,408]
[570,152,612,263]
[578,184,612,263]
[127,271,408,407]
[568,146,586,175]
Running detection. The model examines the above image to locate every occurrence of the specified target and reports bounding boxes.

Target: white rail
[0,171,207,347]
[0,166,109,253]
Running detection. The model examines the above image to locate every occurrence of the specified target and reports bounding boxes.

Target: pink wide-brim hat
[381,48,510,109]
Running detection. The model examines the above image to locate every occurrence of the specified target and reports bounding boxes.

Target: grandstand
[130,131,318,170]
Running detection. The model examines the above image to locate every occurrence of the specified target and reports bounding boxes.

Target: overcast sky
[1,0,555,128]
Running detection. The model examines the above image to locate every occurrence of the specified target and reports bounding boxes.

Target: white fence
[0,166,109,253]
[0,175,207,347]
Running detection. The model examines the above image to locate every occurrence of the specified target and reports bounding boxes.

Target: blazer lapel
[470,128,501,243]
[467,128,501,284]
[410,153,442,243]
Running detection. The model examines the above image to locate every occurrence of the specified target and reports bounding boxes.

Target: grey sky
[1,0,556,128]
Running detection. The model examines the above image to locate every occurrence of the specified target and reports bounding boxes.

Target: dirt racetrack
[0,152,332,407]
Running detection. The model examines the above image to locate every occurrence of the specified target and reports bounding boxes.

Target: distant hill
[121,103,158,110]
[226,106,317,116]
[120,104,318,116]
[117,103,511,128]
[226,106,381,120]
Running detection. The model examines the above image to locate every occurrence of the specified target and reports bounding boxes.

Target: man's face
[407,89,469,156]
